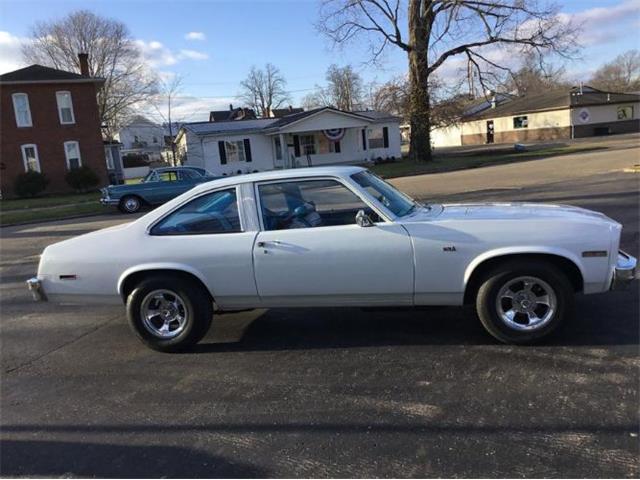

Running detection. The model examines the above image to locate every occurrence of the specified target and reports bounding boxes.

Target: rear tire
[119,195,143,214]
[475,260,574,344]
[126,274,213,352]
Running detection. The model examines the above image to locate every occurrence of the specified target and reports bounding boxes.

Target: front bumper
[26,277,47,301]
[100,198,119,206]
[611,250,637,290]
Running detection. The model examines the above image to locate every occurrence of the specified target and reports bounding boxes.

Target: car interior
[259,180,382,231]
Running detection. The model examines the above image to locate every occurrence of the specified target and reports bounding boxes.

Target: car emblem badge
[443,245,457,252]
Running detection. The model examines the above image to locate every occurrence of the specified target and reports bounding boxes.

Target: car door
[252,178,414,307]
[147,186,259,309]
[152,170,188,203]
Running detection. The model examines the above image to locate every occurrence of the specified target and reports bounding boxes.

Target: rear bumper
[26,277,47,301]
[611,250,637,290]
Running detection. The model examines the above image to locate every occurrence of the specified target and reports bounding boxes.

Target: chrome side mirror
[355,209,374,227]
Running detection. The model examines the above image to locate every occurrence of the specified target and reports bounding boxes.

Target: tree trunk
[408,0,432,163]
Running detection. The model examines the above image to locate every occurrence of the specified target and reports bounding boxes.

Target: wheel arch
[118,264,214,303]
[463,249,584,305]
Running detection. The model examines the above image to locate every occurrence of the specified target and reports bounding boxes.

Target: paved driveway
[1,149,638,477]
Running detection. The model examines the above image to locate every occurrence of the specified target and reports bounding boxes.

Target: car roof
[190,165,366,193]
[153,166,201,172]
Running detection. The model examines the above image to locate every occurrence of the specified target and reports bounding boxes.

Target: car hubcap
[140,290,188,339]
[125,198,139,212]
[496,276,557,331]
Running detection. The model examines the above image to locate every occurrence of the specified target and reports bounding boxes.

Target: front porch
[266,108,394,169]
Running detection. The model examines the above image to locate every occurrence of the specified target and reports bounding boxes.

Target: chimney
[288,105,293,112]
[489,90,496,109]
[229,103,234,111]
[78,53,89,76]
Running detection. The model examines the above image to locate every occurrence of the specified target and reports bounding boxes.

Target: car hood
[404,202,619,226]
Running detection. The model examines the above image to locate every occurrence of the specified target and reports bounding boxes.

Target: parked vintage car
[29,166,636,352]
[100,166,218,213]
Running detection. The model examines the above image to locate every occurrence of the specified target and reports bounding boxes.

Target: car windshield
[351,171,419,217]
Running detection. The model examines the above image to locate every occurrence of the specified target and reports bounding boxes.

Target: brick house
[0,55,108,197]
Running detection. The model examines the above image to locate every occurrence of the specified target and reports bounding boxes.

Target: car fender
[117,262,213,297]
[463,245,585,287]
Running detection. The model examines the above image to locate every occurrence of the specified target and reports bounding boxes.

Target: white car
[27,166,636,352]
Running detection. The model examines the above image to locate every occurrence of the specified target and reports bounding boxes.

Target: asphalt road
[1,148,639,477]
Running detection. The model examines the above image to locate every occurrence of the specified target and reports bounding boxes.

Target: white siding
[431,125,462,147]
[571,102,639,125]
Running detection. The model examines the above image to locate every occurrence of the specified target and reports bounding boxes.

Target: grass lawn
[370,144,606,178]
[0,202,105,226]
[1,191,101,211]
[0,191,104,226]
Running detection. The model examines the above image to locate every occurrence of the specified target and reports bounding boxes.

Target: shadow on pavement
[0,439,265,478]
[191,285,639,353]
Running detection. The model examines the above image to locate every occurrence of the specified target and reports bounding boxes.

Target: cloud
[179,49,209,61]
[558,0,640,46]
[0,31,29,74]
[135,40,209,67]
[185,32,206,41]
[139,95,233,123]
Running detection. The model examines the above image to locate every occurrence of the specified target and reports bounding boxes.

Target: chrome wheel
[496,276,557,331]
[140,289,188,339]
[123,196,140,213]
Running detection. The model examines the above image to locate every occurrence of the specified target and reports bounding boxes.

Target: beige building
[431,86,639,147]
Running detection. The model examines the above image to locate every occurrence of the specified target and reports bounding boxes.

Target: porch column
[279,133,287,168]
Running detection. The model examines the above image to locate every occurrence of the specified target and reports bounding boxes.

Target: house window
[513,116,528,129]
[12,93,32,127]
[105,148,115,170]
[368,128,384,149]
[300,135,316,155]
[21,144,40,172]
[56,91,75,124]
[225,141,246,162]
[64,141,82,169]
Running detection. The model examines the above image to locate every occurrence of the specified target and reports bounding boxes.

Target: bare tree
[368,76,410,117]
[319,0,578,162]
[590,50,640,93]
[302,88,333,109]
[22,10,158,139]
[503,52,569,95]
[302,64,364,111]
[325,64,365,110]
[238,63,290,117]
[151,75,184,165]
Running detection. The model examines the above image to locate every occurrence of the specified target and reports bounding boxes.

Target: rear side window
[150,188,241,235]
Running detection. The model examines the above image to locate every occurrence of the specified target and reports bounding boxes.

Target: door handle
[257,240,281,248]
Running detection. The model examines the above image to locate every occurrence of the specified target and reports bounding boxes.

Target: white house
[116,115,166,162]
[175,107,402,176]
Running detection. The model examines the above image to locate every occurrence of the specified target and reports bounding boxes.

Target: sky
[1,0,639,122]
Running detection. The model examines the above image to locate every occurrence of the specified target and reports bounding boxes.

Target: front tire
[475,260,574,344]
[126,274,213,352]
[119,195,143,214]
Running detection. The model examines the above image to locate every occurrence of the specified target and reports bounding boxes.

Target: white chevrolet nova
[28,166,636,351]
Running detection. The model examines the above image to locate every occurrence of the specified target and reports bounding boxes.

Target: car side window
[157,171,179,182]
[179,169,198,180]
[150,188,241,235]
[258,179,381,231]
